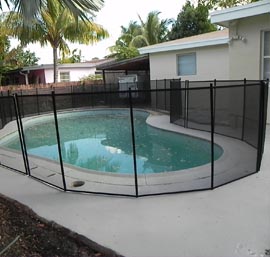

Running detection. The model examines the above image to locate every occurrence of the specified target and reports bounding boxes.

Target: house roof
[22,59,112,72]
[96,54,149,71]
[139,29,229,55]
[211,0,270,27]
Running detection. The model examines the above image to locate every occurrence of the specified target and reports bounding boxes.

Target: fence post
[129,88,138,197]
[210,83,214,189]
[164,79,167,111]
[241,78,247,141]
[13,94,31,175]
[213,79,216,122]
[71,85,74,109]
[51,91,67,191]
[256,80,268,171]
[156,79,158,110]
[185,80,189,128]
[36,88,40,115]
[20,90,25,118]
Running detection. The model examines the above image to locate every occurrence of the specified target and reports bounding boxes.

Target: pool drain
[71,181,85,187]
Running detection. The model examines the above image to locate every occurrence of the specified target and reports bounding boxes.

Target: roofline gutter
[139,37,229,55]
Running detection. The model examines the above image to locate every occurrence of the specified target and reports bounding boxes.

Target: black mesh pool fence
[0,79,268,197]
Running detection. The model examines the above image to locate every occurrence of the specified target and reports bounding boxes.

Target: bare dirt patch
[0,194,121,257]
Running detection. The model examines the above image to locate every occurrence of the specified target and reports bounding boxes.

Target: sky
[9,0,187,64]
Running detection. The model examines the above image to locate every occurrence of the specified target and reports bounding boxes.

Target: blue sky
[9,0,187,64]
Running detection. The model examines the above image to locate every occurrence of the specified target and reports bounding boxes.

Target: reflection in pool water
[1,110,223,174]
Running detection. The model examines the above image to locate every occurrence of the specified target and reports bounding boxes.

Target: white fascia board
[211,0,270,27]
[22,63,96,71]
[22,64,53,71]
[139,37,229,55]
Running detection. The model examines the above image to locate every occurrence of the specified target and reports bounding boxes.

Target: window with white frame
[60,72,70,82]
[177,53,196,76]
[263,31,270,80]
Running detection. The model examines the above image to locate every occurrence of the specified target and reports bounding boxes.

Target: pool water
[2,110,223,174]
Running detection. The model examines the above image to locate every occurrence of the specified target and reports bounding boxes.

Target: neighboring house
[3,59,111,85]
[139,0,270,81]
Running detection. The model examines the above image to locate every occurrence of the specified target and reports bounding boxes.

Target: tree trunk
[53,47,58,83]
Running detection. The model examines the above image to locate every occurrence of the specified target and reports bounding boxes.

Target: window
[263,31,270,80]
[177,53,196,76]
[60,72,70,82]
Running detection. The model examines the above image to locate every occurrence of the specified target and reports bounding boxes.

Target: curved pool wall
[0,79,266,197]
[0,109,223,175]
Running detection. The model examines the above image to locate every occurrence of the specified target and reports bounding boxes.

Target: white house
[139,0,270,81]
[16,59,111,85]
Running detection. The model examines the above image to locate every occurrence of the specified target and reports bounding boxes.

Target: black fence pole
[36,88,40,115]
[20,90,25,118]
[241,78,247,141]
[156,79,158,110]
[7,90,13,121]
[71,85,74,109]
[129,88,138,197]
[185,80,189,128]
[210,83,214,189]
[213,79,216,122]
[51,91,67,191]
[256,81,267,171]
[13,94,29,175]
[164,79,167,111]
[14,94,31,175]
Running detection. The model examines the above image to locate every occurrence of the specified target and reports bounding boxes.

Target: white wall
[228,14,270,80]
[44,67,97,83]
[44,69,54,83]
[59,67,96,82]
[149,44,229,81]
[228,14,270,123]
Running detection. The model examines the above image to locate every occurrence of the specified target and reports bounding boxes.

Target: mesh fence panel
[0,96,26,174]
[187,87,211,132]
[213,84,261,187]
[214,86,244,139]
[243,85,261,148]
[18,94,65,188]
[55,91,136,196]
[170,80,186,127]
[132,89,211,195]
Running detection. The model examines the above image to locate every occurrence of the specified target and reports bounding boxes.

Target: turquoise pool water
[1,110,223,174]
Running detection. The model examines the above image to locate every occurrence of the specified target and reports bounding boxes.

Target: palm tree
[6,0,108,82]
[0,0,104,24]
[131,11,172,48]
[109,12,172,60]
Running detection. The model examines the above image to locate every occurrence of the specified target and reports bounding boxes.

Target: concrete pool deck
[0,122,269,257]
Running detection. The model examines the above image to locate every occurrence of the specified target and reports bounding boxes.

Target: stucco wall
[229,14,270,80]
[228,14,270,123]
[44,67,96,83]
[149,44,229,81]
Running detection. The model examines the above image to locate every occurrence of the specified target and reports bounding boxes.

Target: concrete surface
[0,127,269,257]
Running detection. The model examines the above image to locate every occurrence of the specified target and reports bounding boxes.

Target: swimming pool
[1,109,223,174]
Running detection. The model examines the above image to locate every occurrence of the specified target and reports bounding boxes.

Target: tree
[0,0,104,25]
[169,1,217,40]
[109,12,172,60]
[199,0,260,9]
[8,46,39,67]
[132,11,172,47]
[7,0,108,82]
[60,48,82,63]
[108,21,141,60]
